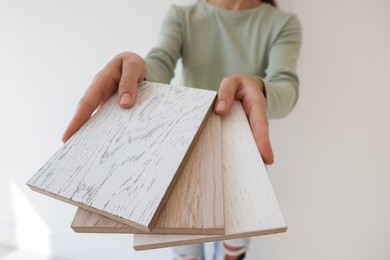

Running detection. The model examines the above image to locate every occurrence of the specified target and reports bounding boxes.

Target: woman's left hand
[214,74,274,164]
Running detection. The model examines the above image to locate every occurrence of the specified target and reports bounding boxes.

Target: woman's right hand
[61,52,146,143]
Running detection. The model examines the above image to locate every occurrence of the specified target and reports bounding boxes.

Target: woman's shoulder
[168,1,207,18]
[164,1,213,28]
[262,4,300,28]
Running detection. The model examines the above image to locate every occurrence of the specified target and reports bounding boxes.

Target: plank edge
[133,226,288,251]
[27,184,150,232]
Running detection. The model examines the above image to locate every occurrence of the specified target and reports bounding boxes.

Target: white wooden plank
[133,101,287,250]
[71,112,224,235]
[26,81,216,232]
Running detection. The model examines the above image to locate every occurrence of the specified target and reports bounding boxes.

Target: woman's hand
[61,52,146,143]
[214,74,274,164]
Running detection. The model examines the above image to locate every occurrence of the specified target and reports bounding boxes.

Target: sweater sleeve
[262,14,302,119]
[144,6,182,83]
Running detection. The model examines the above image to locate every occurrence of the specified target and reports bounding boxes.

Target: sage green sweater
[145,1,302,118]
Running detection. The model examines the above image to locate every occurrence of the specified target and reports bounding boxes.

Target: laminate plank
[72,207,141,233]
[133,101,287,250]
[26,81,217,232]
[71,112,224,235]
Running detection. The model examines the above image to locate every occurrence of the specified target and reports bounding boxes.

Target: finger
[61,80,107,142]
[61,97,99,142]
[214,76,241,115]
[117,58,145,108]
[244,98,274,164]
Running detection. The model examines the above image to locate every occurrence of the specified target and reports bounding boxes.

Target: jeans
[172,238,250,260]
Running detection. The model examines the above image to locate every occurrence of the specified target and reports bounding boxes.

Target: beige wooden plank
[133,101,287,250]
[26,81,216,232]
[71,112,224,235]
[71,207,141,233]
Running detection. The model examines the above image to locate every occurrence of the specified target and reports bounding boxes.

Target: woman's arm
[144,6,183,83]
[262,15,302,119]
[214,16,302,164]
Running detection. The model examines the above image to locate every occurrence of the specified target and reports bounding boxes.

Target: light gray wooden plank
[71,112,224,235]
[133,101,287,250]
[26,81,216,232]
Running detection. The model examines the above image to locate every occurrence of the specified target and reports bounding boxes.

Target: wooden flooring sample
[133,101,287,250]
[71,112,224,235]
[26,81,216,232]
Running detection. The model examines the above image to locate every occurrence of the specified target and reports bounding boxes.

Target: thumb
[117,55,146,108]
[214,76,241,115]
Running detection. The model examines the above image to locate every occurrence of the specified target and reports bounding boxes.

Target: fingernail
[120,93,132,106]
[216,100,226,111]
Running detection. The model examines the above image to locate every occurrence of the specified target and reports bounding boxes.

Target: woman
[62,0,301,259]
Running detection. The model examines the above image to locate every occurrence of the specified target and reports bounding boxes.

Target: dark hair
[263,0,277,7]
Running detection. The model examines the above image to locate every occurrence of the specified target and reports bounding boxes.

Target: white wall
[254,1,390,259]
[0,0,389,260]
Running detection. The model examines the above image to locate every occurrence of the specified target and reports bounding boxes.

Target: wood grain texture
[71,112,224,235]
[26,81,216,232]
[133,101,287,250]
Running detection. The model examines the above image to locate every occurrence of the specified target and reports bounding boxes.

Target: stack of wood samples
[71,111,224,235]
[26,81,287,251]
